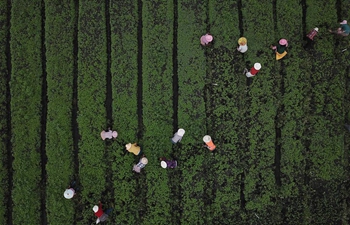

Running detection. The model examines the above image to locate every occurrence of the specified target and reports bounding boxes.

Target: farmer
[171,128,185,144]
[160,157,178,169]
[237,37,248,53]
[133,157,148,173]
[125,143,141,155]
[200,33,213,46]
[244,63,261,78]
[271,39,288,60]
[100,128,118,140]
[93,201,112,224]
[306,27,319,40]
[63,187,75,199]
[203,135,216,151]
[63,181,77,199]
[329,20,350,36]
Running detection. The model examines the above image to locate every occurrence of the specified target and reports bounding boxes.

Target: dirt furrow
[5,0,13,224]
[105,0,112,125]
[72,0,81,223]
[137,0,144,140]
[39,0,48,224]
[170,0,182,222]
[104,0,115,220]
[237,0,243,36]
[274,61,286,188]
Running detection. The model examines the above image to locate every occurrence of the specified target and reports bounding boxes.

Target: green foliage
[142,0,174,224]
[10,1,42,224]
[2,0,349,224]
[44,0,75,224]
[110,0,140,224]
[77,1,107,224]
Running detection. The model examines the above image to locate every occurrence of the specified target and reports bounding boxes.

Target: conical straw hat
[238,37,247,45]
[64,189,74,199]
[161,161,167,168]
[177,128,185,136]
[203,135,212,142]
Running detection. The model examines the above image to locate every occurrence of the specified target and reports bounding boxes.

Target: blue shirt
[341,24,350,34]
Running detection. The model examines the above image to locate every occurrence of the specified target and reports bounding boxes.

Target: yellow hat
[238,37,247,45]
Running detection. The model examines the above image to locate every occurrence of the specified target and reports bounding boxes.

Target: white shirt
[237,44,248,53]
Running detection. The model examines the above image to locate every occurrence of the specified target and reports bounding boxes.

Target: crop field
[1,0,350,224]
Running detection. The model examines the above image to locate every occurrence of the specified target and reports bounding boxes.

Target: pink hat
[340,20,347,24]
[112,131,118,138]
[205,34,213,42]
[279,39,288,45]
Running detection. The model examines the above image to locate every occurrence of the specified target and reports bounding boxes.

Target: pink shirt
[101,130,113,140]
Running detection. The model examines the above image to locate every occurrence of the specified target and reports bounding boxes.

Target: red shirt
[94,202,104,218]
[250,67,259,75]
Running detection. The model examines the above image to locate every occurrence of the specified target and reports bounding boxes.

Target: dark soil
[172,0,178,133]
[137,0,144,140]
[274,61,286,188]
[72,0,82,223]
[5,0,13,224]
[40,1,48,224]
[103,0,115,219]
[105,0,113,127]
[272,0,277,30]
[237,0,243,36]
[301,0,307,36]
[170,0,182,223]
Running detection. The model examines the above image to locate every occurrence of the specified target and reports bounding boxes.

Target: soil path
[137,0,144,140]
[5,0,13,224]
[72,0,81,223]
[40,1,48,224]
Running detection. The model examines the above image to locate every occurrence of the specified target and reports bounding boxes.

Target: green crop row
[241,1,278,223]
[206,0,244,223]
[44,0,75,224]
[110,0,140,224]
[142,0,173,224]
[276,1,310,224]
[0,0,9,224]
[10,1,43,224]
[304,1,346,223]
[77,1,107,224]
[177,0,208,223]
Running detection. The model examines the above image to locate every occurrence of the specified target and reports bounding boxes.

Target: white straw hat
[63,189,74,199]
[254,63,261,70]
[112,131,118,138]
[161,161,167,168]
[177,128,185,136]
[141,157,148,165]
[93,205,99,213]
[203,135,212,142]
[125,143,131,150]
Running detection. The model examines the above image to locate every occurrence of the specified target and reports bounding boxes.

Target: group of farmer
[61,19,349,224]
[200,20,349,78]
[63,127,188,223]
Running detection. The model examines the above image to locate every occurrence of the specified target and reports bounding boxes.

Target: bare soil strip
[137,0,144,140]
[40,1,48,224]
[5,1,13,224]
[72,0,81,223]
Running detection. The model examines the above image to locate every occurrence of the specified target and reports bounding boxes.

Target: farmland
[1,0,350,224]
